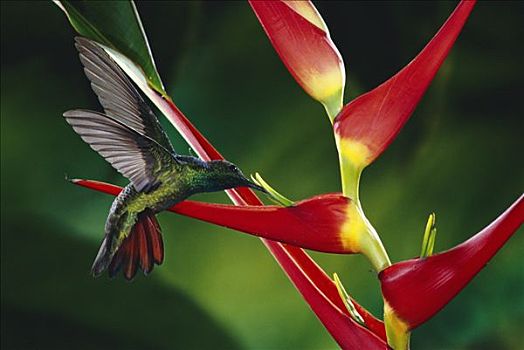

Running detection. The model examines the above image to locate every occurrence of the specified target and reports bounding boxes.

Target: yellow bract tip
[302,69,345,114]
[284,1,328,32]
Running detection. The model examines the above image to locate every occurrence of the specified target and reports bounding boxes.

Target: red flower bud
[249,0,345,119]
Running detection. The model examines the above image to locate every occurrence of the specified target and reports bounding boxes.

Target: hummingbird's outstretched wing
[73,36,175,154]
[64,109,175,192]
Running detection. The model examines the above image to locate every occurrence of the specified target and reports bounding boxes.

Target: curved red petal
[334,0,476,166]
[171,193,351,253]
[379,194,523,329]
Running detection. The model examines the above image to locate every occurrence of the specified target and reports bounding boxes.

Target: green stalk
[322,91,343,124]
[338,151,362,203]
[337,151,391,271]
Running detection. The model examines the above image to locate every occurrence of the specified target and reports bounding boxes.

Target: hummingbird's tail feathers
[106,212,164,281]
[91,237,112,278]
[145,214,164,265]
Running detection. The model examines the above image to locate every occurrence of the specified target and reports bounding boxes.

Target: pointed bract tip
[65,176,82,184]
[333,0,476,166]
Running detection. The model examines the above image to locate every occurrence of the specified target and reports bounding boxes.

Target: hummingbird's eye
[228,164,239,173]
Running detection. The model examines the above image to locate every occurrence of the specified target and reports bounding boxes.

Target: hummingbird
[64,37,266,280]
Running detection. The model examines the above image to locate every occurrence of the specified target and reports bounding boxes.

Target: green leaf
[54,0,165,95]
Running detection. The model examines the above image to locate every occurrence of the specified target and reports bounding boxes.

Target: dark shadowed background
[1,1,523,349]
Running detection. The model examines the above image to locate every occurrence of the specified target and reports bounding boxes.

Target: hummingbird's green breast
[124,163,200,214]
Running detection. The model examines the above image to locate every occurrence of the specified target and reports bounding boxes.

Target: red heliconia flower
[59,1,522,348]
[333,0,476,171]
[249,0,346,119]
[379,195,524,330]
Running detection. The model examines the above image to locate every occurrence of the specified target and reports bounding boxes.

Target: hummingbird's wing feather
[64,109,176,192]
[73,37,175,154]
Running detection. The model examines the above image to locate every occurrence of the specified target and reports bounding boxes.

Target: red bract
[176,194,353,253]
[249,0,345,119]
[379,195,524,329]
[72,180,355,253]
[334,0,476,168]
[71,178,388,346]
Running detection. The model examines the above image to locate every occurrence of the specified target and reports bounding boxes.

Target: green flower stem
[356,205,392,272]
[323,91,343,124]
[338,153,391,272]
[336,138,400,347]
[338,151,362,203]
[327,95,399,346]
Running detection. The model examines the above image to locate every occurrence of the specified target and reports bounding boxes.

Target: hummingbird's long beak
[244,179,268,193]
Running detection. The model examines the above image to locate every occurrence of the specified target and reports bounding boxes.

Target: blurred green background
[1,1,523,349]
